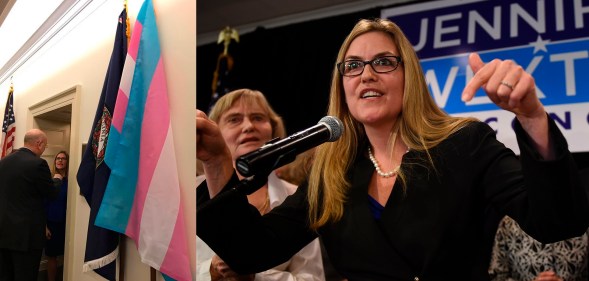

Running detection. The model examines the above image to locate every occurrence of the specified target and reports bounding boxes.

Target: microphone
[235,116,344,177]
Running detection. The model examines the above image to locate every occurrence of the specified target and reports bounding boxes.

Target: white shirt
[196,172,325,281]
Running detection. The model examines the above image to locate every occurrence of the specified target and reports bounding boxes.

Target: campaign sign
[382,0,589,153]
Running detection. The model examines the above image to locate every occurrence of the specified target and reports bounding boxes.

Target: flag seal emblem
[92,107,112,168]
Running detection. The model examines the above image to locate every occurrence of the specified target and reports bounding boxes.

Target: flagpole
[124,0,130,46]
[120,3,128,280]
[77,7,128,281]
[150,267,156,281]
[208,26,239,112]
[120,6,128,281]
[1,79,15,159]
[119,237,125,281]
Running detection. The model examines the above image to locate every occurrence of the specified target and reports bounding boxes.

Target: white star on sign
[530,35,550,54]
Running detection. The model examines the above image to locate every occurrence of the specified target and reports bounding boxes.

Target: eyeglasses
[337,56,402,77]
[56,157,67,161]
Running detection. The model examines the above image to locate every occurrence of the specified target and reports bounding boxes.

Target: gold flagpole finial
[123,0,130,43]
[217,26,239,55]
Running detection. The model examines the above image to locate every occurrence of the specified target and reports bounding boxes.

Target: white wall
[0,0,196,280]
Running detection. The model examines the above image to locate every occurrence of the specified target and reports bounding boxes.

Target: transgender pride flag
[95,0,191,280]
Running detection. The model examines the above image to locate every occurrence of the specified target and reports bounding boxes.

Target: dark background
[197,7,381,133]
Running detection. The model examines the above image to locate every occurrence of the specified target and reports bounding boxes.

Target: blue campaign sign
[382,0,589,153]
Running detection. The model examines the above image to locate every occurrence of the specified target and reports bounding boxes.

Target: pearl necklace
[368,146,399,178]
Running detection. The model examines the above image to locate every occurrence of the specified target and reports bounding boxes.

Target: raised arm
[196,109,235,197]
[462,53,553,159]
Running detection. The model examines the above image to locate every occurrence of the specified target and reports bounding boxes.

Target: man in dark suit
[0,129,63,281]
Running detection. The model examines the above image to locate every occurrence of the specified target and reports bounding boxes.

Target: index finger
[462,53,497,101]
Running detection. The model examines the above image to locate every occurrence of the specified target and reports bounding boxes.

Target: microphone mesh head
[319,116,344,142]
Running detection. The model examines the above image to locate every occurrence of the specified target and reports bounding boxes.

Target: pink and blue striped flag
[95,0,191,280]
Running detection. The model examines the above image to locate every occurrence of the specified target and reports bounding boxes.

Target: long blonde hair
[307,18,476,229]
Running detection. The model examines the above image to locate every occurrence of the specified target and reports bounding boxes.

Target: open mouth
[361,91,383,99]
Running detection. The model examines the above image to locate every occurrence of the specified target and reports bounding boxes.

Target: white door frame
[28,85,81,280]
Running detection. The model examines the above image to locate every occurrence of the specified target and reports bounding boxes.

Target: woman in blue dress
[45,151,68,281]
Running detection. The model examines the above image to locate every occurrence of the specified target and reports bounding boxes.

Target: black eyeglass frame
[337,55,403,77]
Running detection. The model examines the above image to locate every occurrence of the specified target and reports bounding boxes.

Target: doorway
[37,105,71,281]
[28,85,80,281]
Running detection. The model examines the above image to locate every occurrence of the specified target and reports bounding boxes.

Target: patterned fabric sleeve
[489,216,512,281]
[489,216,589,281]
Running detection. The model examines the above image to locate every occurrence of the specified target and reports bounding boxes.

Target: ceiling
[1,0,419,72]
[0,0,12,23]
[4,0,388,74]
[0,0,67,85]
[197,0,417,45]
[0,0,74,122]
[0,0,19,76]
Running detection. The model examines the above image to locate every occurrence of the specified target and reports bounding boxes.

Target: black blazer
[0,148,61,251]
[197,118,589,281]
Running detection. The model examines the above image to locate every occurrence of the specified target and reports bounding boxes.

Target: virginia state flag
[76,9,128,281]
[95,0,191,280]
